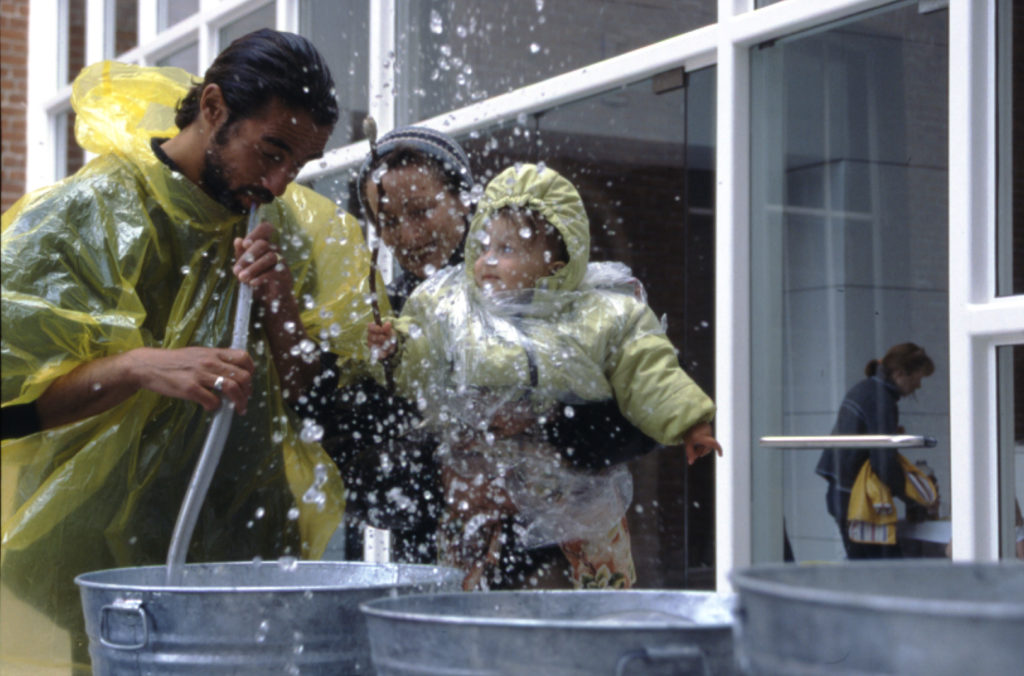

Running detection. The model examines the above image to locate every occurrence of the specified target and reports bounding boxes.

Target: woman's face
[364,162,469,279]
[892,369,927,396]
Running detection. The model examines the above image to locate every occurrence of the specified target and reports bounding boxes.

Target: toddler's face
[473,212,559,293]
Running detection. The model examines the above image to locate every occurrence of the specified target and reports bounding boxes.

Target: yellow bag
[847,454,937,545]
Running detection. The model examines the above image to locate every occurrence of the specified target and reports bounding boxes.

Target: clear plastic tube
[166,205,258,584]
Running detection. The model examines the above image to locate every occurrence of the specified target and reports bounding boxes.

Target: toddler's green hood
[465,163,590,292]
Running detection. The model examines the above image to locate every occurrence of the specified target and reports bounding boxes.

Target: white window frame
[23,0,1022,591]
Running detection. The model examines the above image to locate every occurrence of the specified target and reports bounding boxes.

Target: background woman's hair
[175,28,338,130]
[865,342,935,378]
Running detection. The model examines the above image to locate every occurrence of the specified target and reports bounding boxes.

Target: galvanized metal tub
[75,560,461,675]
[360,589,737,675]
[730,561,1024,675]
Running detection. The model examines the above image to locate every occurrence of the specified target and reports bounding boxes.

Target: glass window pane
[299,0,370,149]
[316,69,718,587]
[156,41,199,74]
[997,344,1024,560]
[997,1,1022,296]
[218,3,276,48]
[158,0,198,32]
[114,0,138,56]
[65,0,85,85]
[395,0,715,124]
[474,71,718,587]
[56,110,84,179]
[750,3,950,563]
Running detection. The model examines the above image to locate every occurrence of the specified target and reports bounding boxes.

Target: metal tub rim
[729,561,1024,620]
[76,560,462,594]
[360,589,734,631]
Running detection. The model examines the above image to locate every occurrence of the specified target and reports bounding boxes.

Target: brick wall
[1,0,28,212]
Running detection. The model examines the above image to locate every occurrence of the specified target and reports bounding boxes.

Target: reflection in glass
[997,345,1024,560]
[218,3,276,49]
[156,42,198,75]
[158,0,198,32]
[395,0,714,124]
[299,0,370,150]
[750,3,950,563]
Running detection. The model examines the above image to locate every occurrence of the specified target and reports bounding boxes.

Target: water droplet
[300,419,324,443]
[530,43,541,54]
[278,556,299,572]
[287,507,301,520]
[563,405,575,418]
[518,226,533,240]
[254,507,265,519]
[423,263,437,277]
[180,265,191,275]
[255,619,270,643]
[429,10,443,34]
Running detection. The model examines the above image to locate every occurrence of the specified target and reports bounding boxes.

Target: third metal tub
[361,589,737,675]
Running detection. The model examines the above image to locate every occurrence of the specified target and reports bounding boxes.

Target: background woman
[815,342,939,559]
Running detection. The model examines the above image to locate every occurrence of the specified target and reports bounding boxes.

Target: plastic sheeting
[1,61,381,672]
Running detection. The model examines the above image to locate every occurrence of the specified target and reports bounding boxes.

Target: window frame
[22,0,1022,591]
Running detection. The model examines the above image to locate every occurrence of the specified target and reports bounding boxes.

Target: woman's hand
[682,421,723,465]
[367,321,397,360]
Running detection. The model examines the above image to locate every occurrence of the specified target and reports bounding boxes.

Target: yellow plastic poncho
[1,62,378,672]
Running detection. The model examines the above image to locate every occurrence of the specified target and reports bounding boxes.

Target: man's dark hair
[175,28,338,130]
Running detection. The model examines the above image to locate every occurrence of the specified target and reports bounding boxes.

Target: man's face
[201,98,331,213]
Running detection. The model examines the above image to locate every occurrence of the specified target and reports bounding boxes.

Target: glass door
[749,1,950,563]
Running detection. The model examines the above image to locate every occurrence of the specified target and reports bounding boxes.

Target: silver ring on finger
[213,375,225,392]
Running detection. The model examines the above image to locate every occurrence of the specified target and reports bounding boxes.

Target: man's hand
[35,346,255,430]
[233,221,293,305]
[682,421,723,466]
[232,221,320,400]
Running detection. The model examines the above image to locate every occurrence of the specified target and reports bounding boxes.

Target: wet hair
[174,29,338,130]
[866,342,935,378]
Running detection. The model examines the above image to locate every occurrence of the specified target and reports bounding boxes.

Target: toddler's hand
[683,421,723,466]
[367,321,397,360]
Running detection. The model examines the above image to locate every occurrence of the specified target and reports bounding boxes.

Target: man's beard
[200,127,273,213]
